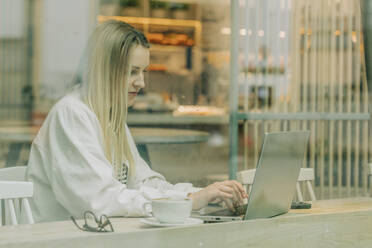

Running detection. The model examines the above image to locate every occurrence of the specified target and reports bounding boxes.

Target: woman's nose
[134,74,145,89]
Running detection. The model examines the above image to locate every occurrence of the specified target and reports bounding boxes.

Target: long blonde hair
[79,20,149,179]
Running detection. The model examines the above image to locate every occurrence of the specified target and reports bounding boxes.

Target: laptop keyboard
[208,204,248,216]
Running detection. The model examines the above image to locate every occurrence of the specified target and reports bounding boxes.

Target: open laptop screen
[244,131,310,220]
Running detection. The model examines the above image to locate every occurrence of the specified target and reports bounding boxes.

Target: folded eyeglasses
[71,211,114,233]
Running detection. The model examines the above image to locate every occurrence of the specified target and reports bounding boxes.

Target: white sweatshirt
[26,90,199,223]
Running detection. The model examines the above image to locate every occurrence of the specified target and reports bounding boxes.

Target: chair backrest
[0,166,27,181]
[237,167,316,201]
[368,163,372,196]
[295,168,316,201]
[0,166,34,225]
[236,169,255,193]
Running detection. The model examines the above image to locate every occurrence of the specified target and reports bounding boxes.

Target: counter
[1,197,372,248]
[127,113,229,125]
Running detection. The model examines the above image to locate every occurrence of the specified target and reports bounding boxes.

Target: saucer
[140,217,203,227]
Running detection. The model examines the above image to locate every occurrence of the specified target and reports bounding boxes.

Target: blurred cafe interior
[1,0,372,201]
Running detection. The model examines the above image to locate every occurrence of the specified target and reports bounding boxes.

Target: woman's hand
[188,180,248,211]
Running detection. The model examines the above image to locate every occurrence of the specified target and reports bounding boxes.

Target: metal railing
[230,0,370,199]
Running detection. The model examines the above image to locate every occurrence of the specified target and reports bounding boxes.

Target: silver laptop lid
[244,131,310,220]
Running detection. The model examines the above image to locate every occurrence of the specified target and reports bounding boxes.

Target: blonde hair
[79,20,149,179]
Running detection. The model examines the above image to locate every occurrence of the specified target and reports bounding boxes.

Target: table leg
[136,144,152,168]
[5,143,23,167]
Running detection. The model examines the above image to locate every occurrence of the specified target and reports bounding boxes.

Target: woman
[26,20,246,223]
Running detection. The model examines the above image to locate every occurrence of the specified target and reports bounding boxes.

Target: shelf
[97,15,201,47]
[98,15,201,30]
[150,44,189,52]
[97,14,202,77]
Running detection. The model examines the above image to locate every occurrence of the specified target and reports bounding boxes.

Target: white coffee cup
[148,198,193,224]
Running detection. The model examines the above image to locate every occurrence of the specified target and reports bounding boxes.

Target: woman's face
[128,45,149,106]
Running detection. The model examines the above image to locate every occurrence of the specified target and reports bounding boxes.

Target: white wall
[39,0,97,100]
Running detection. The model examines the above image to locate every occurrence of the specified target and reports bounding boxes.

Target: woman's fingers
[219,181,244,204]
[205,181,247,210]
[212,185,234,205]
[217,184,242,204]
[221,197,235,211]
[216,189,234,199]
[230,180,247,197]
[209,198,223,204]
[228,180,247,199]
[216,184,234,194]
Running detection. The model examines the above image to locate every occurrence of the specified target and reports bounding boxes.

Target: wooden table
[0,126,210,166]
[1,197,372,248]
[0,126,39,166]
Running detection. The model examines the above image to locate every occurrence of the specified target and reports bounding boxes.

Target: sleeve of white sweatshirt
[124,125,203,200]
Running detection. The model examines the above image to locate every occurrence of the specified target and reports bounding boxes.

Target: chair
[296,168,316,202]
[0,166,27,181]
[0,166,34,225]
[236,168,316,202]
[368,163,372,196]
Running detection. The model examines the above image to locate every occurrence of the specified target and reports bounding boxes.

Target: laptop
[195,131,310,222]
